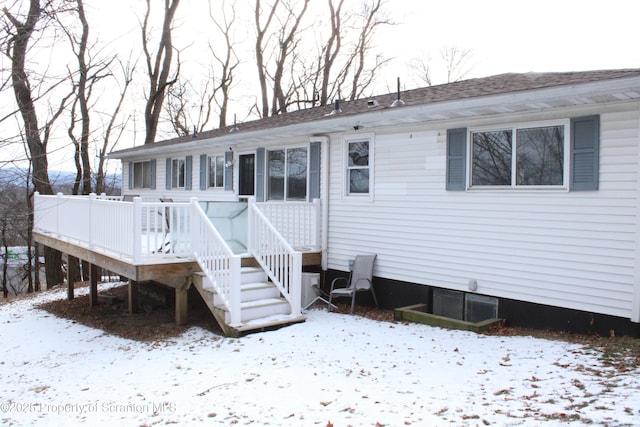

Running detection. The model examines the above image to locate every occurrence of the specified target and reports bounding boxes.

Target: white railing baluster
[248,199,302,318]
[256,200,321,250]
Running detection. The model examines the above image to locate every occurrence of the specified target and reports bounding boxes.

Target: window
[208,155,225,188]
[133,161,151,189]
[345,135,373,195]
[171,158,186,188]
[267,147,308,200]
[471,122,566,187]
[447,116,599,192]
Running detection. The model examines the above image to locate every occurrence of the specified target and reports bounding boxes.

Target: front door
[238,153,255,197]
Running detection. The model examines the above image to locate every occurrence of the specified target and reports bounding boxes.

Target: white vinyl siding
[327,103,640,320]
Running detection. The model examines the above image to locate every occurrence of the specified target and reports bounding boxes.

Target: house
[33,69,640,337]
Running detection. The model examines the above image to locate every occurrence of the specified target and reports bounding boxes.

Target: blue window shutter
[570,115,600,191]
[199,154,207,190]
[128,162,133,190]
[224,151,233,191]
[255,148,265,202]
[150,159,156,190]
[185,155,193,190]
[165,158,172,190]
[309,141,321,200]
[446,128,467,191]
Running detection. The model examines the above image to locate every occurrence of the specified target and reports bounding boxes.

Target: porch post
[132,197,142,263]
[88,193,96,250]
[128,280,139,313]
[290,252,302,317]
[247,198,256,253]
[228,257,242,327]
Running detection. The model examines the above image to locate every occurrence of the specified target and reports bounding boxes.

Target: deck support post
[175,288,188,325]
[89,263,99,307]
[128,280,139,313]
[175,280,190,325]
[67,255,80,300]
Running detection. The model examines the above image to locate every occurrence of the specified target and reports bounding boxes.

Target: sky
[2,0,639,174]
[384,0,640,83]
[84,0,640,92]
[1,282,640,425]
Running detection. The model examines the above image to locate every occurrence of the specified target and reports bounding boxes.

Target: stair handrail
[247,199,302,317]
[189,199,242,326]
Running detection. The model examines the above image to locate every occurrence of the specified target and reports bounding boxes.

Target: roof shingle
[127,69,640,150]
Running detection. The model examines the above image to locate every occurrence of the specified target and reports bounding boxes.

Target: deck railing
[33,193,319,324]
[33,193,192,263]
[257,199,321,250]
[189,199,241,326]
[248,199,302,318]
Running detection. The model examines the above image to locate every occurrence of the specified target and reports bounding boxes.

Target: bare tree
[70,0,92,195]
[317,0,345,106]
[1,218,8,298]
[271,0,310,115]
[2,0,66,287]
[254,0,280,118]
[411,45,474,87]
[209,0,240,128]
[142,0,180,145]
[95,59,133,195]
[409,52,433,86]
[441,44,474,83]
[59,0,133,197]
[254,0,311,117]
[166,74,216,137]
[295,0,392,108]
[344,0,391,101]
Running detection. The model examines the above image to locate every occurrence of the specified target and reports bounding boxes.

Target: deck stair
[192,260,305,337]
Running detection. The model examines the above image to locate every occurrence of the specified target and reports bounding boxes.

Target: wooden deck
[34,230,322,327]
[34,231,200,288]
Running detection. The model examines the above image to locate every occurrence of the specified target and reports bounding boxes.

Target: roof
[111,69,640,157]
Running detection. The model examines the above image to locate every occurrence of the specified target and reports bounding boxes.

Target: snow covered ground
[1,283,640,426]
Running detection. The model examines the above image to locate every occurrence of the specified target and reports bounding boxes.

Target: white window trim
[343,133,375,199]
[467,119,570,191]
